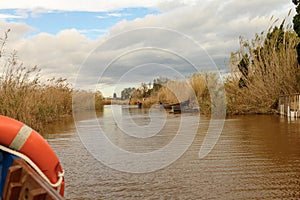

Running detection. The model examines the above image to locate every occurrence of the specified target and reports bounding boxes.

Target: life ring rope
[0,144,64,189]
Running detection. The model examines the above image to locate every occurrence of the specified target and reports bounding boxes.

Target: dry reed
[0,50,73,131]
[72,90,103,112]
[226,21,300,114]
[0,30,103,132]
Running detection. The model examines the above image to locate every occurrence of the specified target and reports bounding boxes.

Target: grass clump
[0,30,103,132]
[72,90,103,112]
[0,30,103,133]
[226,20,300,114]
[127,18,300,116]
[0,46,73,131]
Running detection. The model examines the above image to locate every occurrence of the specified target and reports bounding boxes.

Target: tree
[293,0,300,65]
[121,87,136,100]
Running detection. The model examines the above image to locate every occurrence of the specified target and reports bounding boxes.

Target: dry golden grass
[226,23,300,114]
[189,73,211,114]
[157,80,194,104]
[140,95,159,108]
[0,51,73,131]
[135,24,300,116]
[126,21,300,116]
[129,74,216,114]
[0,31,103,132]
[72,90,103,112]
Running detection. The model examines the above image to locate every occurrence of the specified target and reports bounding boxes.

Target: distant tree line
[120,77,168,100]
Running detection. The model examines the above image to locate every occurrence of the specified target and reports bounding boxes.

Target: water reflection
[46,106,300,199]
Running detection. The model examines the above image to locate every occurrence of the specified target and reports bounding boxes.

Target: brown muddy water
[45,105,300,199]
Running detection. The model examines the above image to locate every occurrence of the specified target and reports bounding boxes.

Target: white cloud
[0,21,34,47]
[108,0,295,64]
[0,0,160,12]
[107,13,122,17]
[0,14,25,19]
[0,0,207,12]
[0,0,296,96]
[96,12,129,20]
[156,0,201,12]
[96,15,106,19]
[0,24,97,85]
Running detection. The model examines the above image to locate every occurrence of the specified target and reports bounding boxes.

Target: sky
[0,0,296,97]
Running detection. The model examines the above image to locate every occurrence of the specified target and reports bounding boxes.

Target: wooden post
[278,93,300,118]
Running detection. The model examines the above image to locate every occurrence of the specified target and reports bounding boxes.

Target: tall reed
[226,21,300,114]
[72,90,103,112]
[0,31,73,132]
[154,75,216,114]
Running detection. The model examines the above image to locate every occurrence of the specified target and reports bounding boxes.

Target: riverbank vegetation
[0,52,72,131]
[226,19,300,114]
[128,18,300,115]
[127,73,212,114]
[2,12,300,131]
[0,30,103,132]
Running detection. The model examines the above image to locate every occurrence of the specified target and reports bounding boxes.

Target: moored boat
[161,99,190,110]
[170,105,199,114]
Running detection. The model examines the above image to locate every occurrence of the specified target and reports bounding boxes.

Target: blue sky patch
[0,8,160,40]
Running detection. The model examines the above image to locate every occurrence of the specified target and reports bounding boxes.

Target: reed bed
[72,90,104,112]
[226,23,300,114]
[157,80,194,105]
[2,17,299,131]
[0,31,103,132]
[0,51,73,131]
[127,75,207,113]
[132,23,300,115]
[154,22,300,115]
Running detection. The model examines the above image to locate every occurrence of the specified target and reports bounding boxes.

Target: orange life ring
[0,115,65,196]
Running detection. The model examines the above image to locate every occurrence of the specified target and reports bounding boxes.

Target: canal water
[45,105,300,199]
